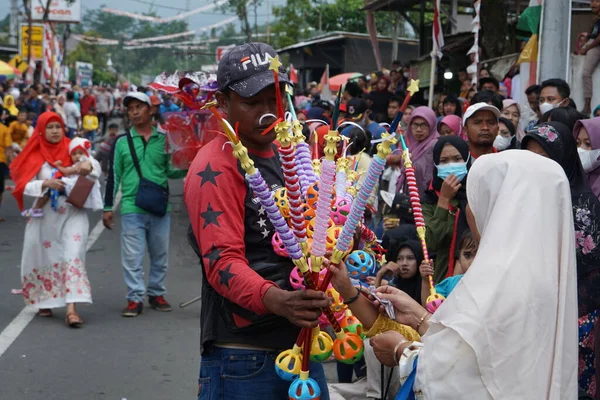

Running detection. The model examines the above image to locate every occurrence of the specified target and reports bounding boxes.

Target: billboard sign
[30,0,81,23]
[75,61,93,87]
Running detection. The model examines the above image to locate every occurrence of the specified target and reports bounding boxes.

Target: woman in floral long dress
[522,122,600,398]
[10,111,95,328]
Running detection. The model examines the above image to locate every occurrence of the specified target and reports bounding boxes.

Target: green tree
[270,0,312,48]
[221,0,253,42]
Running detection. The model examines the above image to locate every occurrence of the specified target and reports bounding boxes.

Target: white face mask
[578,147,600,173]
[493,135,512,151]
[403,72,409,78]
[539,99,564,116]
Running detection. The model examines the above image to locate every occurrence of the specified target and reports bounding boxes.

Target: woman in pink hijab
[502,99,526,142]
[574,117,600,200]
[439,115,466,140]
[389,106,440,196]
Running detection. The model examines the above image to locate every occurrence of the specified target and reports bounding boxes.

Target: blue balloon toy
[345,250,375,281]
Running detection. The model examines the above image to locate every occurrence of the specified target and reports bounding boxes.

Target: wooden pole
[427,53,437,109]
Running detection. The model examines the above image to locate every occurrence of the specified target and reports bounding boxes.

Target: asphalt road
[0,180,202,400]
[0,179,338,400]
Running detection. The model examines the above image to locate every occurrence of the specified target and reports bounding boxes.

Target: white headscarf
[416,150,578,399]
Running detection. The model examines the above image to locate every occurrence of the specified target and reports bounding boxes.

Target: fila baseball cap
[217,42,291,98]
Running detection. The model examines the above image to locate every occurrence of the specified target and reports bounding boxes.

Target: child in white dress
[22,137,103,216]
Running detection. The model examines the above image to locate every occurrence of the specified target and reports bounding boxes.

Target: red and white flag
[319,64,332,101]
[432,0,444,59]
[289,63,298,84]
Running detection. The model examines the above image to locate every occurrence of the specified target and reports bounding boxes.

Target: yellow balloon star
[407,79,420,96]
[269,56,282,71]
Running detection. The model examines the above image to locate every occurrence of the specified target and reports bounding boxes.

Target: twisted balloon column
[330,134,396,266]
[399,136,445,313]
[392,79,445,313]
[276,120,308,255]
[335,157,350,199]
[310,129,340,274]
[290,119,315,196]
[203,100,312,284]
[287,93,316,196]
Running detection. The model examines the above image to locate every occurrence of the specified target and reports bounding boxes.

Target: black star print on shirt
[218,263,236,289]
[200,203,224,228]
[202,245,222,269]
[197,163,222,187]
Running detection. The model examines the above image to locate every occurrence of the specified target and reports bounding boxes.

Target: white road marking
[0,193,122,359]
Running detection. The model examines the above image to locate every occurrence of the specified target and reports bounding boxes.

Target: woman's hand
[328,261,356,299]
[43,179,65,191]
[375,285,427,328]
[439,175,461,201]
[371,331,407,368]
[76,161,92,176]
[375,262,399,287]
[419,261,434,280]
[581,45,589,55]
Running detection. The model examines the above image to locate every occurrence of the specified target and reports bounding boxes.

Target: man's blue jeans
[197,346,330,400]
[121,212,170,303]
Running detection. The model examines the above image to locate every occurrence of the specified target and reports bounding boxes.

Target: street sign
[30,0,81,23]
[216,45,235,63]
[19,24,44,60]
[8,55,29,74]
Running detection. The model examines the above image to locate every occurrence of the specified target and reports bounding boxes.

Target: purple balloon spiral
[246,171,303,260]
[337,155,386,252]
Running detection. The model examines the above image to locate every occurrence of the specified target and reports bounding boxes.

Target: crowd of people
[1,37,600,399]
[186,43,600,400]
[0,79,188,326]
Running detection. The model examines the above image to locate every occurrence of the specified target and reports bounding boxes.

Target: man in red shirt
[80,87,97,117]
[185,43,331,399]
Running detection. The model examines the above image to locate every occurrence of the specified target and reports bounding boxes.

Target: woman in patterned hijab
[522,121,600,397]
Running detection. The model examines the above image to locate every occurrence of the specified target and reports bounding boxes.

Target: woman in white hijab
[370,150,579,399]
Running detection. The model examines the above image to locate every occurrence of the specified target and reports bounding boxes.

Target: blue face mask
[436,161,468,181]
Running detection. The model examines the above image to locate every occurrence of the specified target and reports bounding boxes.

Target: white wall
[570,54,600,112]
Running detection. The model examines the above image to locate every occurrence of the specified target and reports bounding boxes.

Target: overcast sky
[1,0,287,38]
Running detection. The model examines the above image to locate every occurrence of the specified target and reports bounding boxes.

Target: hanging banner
[101,1,227,23]
[30,0,81,23]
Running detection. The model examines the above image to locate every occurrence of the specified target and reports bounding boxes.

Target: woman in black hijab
[522,121,600,397]
[376,239,424,303]
[422,136,471,282]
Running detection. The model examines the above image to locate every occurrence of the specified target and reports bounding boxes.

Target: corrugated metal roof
[277,31,418,53]
[362,0,590,12]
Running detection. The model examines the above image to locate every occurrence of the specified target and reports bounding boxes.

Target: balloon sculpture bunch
[204,55,408,399]
[151,71,222,170]
[391,80,446,314]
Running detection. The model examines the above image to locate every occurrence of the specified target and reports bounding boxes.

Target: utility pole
[538,0,571,82]
[266,0,270,44]
[185,0,190,72]
[391,12,399,61]
[9,0,18,45]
